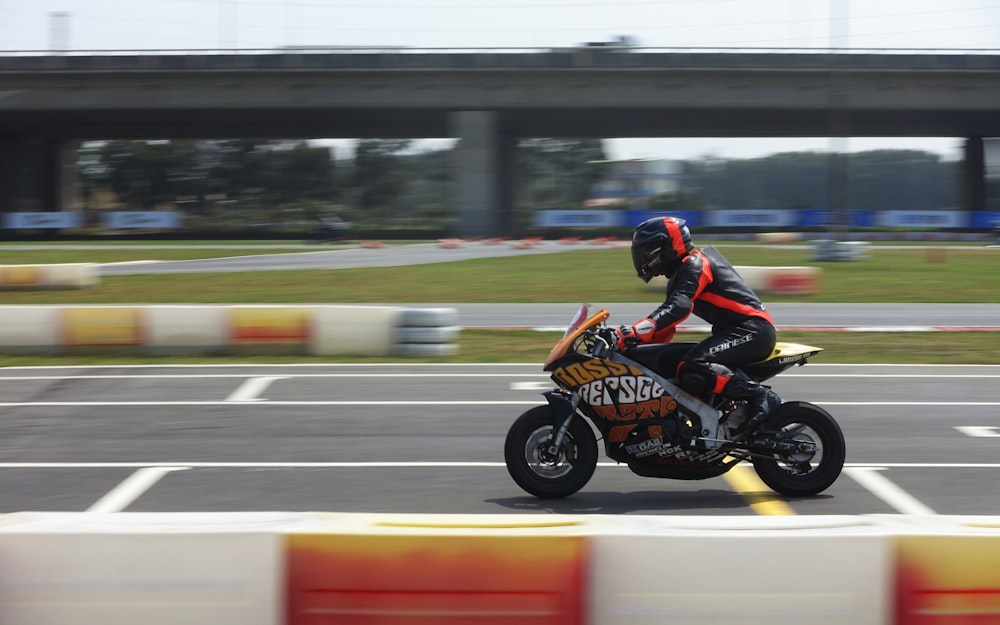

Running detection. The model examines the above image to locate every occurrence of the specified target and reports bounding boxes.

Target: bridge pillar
[449,111,515,237]
[0,137,78,215]
[962,137,986,213]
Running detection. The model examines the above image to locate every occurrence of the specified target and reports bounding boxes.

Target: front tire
[751,401,845,497]
[504,405,598,499]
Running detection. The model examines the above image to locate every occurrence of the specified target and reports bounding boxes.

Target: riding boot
[719,370,781,434]
[736,385,782,433]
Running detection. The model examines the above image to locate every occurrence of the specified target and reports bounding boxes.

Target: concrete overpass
[1,48,998,235]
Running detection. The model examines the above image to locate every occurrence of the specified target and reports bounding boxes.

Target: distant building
[586,158,684,207]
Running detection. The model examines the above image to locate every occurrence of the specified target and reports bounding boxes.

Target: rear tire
[504,405,598,499]
[751,401,845,497]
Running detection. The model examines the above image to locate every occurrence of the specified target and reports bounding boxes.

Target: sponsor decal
[551,360,642,388]
[626,436,664,457]
[707,332,754,355]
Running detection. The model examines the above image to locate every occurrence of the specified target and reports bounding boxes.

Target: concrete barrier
[0,512,286,625]
[588,515,894,625]
[0,512,998,625]
[0,305,459,357]
[0,263,99,289]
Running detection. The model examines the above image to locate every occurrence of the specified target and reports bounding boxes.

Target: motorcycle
[505,305,845,499]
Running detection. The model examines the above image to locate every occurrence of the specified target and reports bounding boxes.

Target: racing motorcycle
[505,305,845,499]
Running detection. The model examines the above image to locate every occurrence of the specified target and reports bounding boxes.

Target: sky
[2,0,998,161]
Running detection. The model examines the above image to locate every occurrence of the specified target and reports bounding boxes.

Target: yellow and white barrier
[648,265,820,295]
[0,305,459,357]
[0,512,999,625]
[0,263,99,290]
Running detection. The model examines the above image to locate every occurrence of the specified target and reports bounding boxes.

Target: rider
[612,216,781,433]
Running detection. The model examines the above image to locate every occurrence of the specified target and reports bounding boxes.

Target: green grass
[0,241,997,365]
[1,243,998,304]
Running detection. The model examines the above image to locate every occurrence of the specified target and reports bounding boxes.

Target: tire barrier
[1,513,998,625]
[648,265,821,295]
[812,239,873,261]
[0,263,99,290]
[0,305,459,357]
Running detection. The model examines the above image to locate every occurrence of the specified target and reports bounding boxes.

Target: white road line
[86,466,189,513]
[0,373,553,380]
[844,467,936,515]
[956,426,1000,437]
[1,400,999,407]
[225,376,287,402]
[2,462,1000,469]
[0,400,542,407]
[2,373,999,380]
[510,382,553,391]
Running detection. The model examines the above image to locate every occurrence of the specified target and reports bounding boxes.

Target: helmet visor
[631,241,662,282]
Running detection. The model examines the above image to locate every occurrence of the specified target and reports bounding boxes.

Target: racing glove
[615,318,675,348]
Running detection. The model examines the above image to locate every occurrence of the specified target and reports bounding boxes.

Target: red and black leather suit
[628,246,777,400]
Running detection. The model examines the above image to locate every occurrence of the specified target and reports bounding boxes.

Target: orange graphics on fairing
[505,304,845,500]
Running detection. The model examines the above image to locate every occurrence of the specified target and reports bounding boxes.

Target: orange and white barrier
[648,265,820,295]
[0,513,998,625]
[0,305,459,357]
[757,232,803,243]
[0,263,99,289]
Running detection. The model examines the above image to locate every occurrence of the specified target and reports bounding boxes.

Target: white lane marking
[86,466,189,513]
[0,373,552,380]
[3,462,1000,469]
[1,362,998,369]
[956,426,1000,437]
[0,400,543,407]
[225,376,287,402]
[844,467,936,515]
[510,381,553,391]
[3,372,1000,381]
[2,400,999,407]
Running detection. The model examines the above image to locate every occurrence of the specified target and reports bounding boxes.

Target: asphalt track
[1,363,998,516]
[1,241,997,516]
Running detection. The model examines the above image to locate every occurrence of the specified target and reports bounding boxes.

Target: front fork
[542,390,580,460]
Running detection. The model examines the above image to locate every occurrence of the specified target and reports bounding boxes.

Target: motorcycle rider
[612,216,781,433]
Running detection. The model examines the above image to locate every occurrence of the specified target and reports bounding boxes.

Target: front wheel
[751,401,845,497]
[504,405,598,499]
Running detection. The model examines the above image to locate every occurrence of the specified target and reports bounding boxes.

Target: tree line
[77,139,961,236]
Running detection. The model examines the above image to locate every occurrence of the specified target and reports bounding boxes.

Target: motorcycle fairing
[743,342,823,382]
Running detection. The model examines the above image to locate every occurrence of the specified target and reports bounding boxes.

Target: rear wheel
[504,405,598,499]
[751,401,845,497]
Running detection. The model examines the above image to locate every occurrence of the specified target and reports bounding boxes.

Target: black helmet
[631,216,694,282]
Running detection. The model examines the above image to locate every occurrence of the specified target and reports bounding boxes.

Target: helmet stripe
[662,217,688,259]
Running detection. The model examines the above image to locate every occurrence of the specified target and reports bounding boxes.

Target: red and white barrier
[1,513,998,625]
[0,305,458,357]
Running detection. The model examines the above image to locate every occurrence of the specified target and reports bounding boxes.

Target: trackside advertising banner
[2,212,83,229]
[533,210,626,228]
[876,211,969,228]
[536,209,989,229]
[101,211,183,229]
